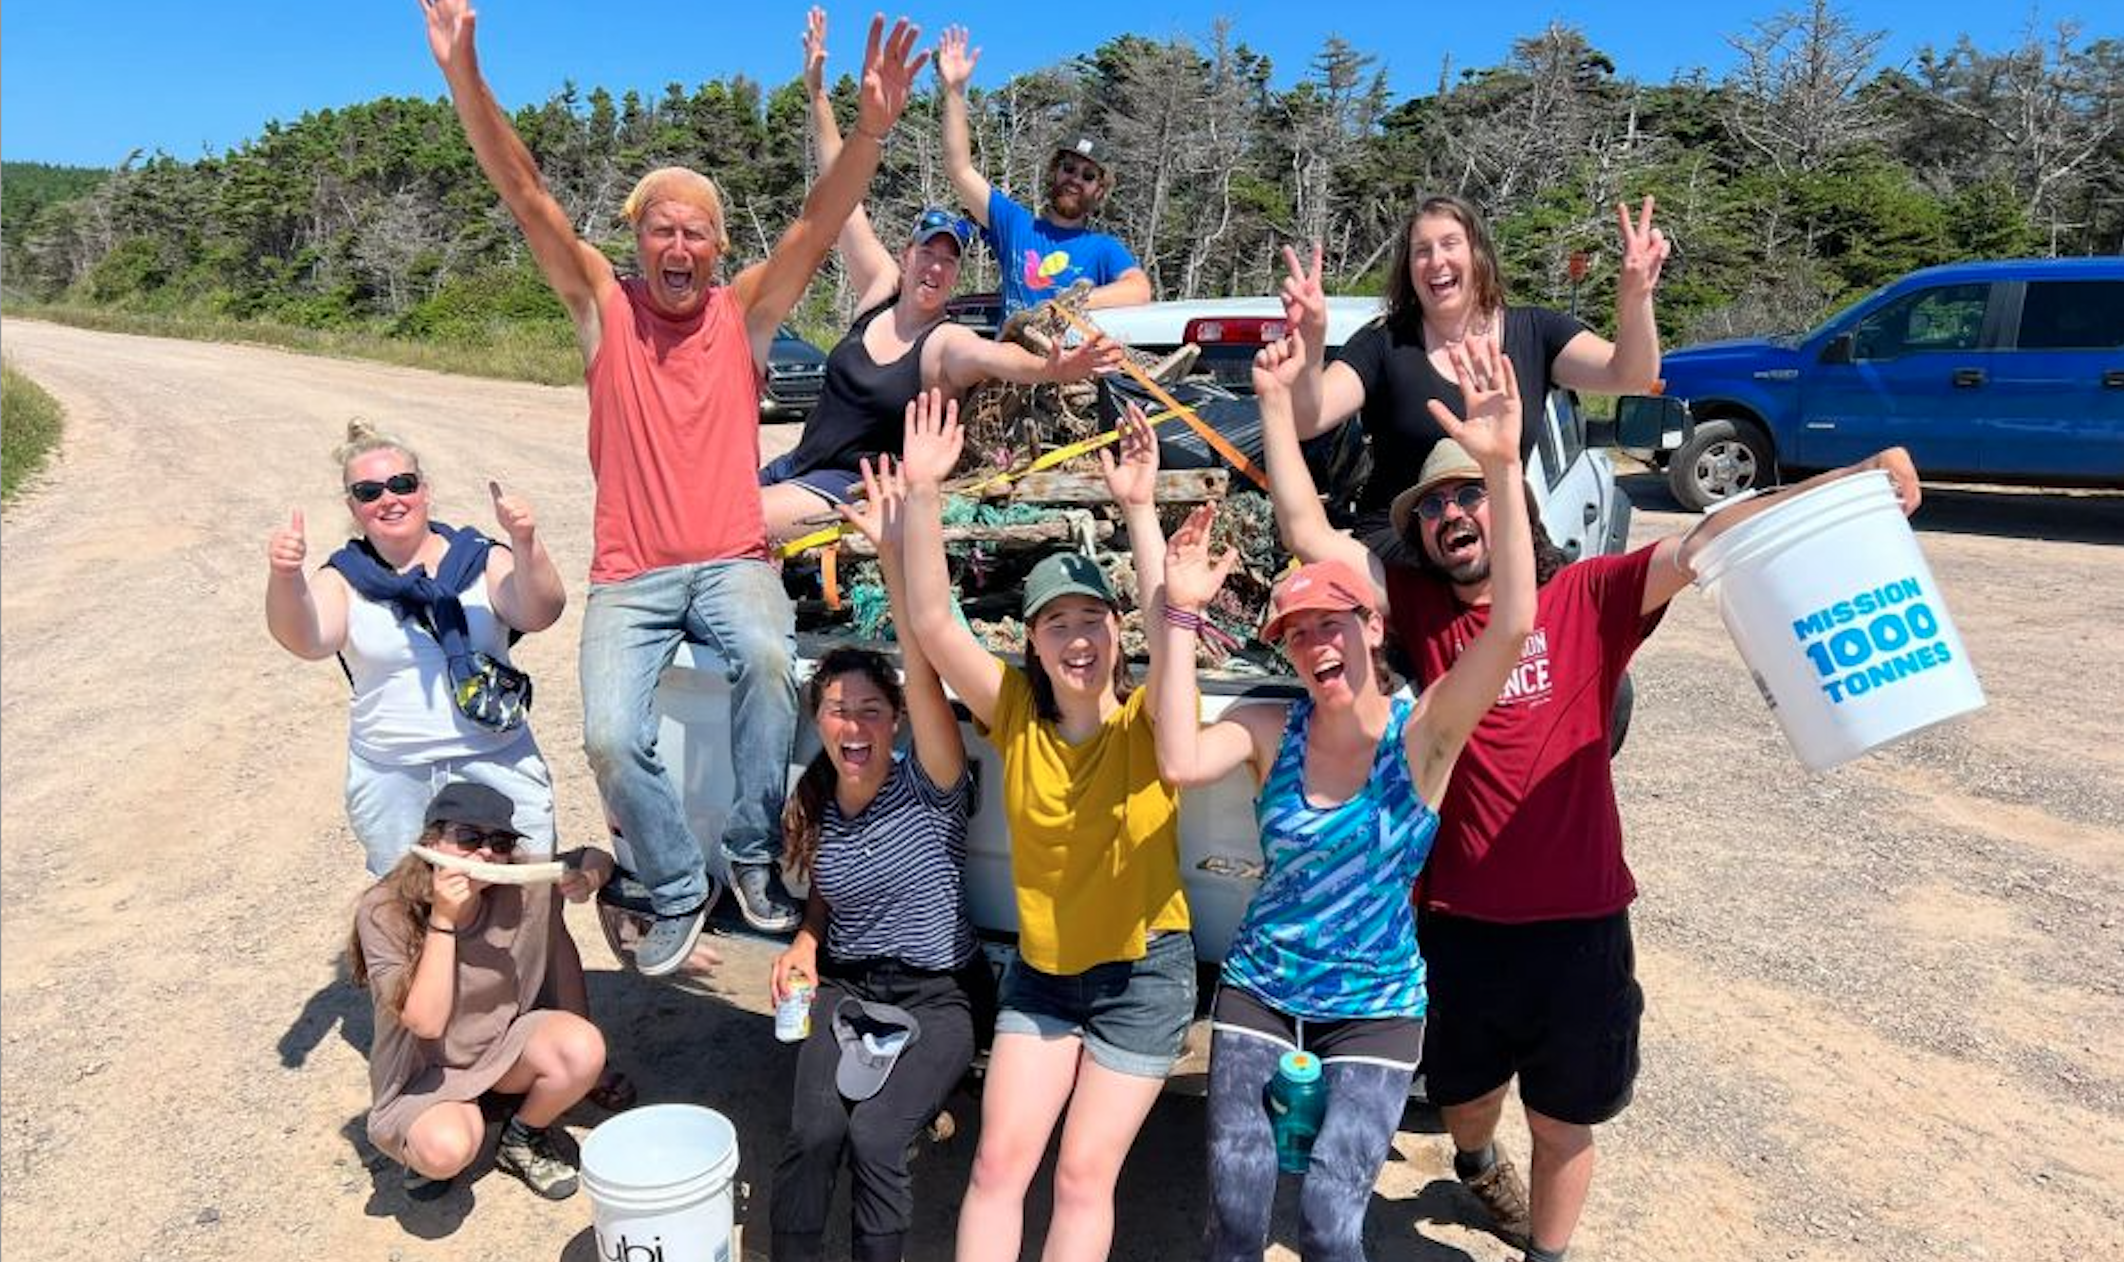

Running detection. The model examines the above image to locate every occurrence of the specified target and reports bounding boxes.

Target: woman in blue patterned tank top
[1149,333,1539,1262]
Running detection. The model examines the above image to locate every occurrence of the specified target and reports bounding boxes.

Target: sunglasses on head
[347,472,422,504]
[1053,156,1103,182]
[1416,483,1488,522]
[436,822,517,853]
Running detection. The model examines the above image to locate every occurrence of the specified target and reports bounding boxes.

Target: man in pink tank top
[422,0,932,974]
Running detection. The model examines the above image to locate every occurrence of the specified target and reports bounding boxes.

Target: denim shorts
[758,453,862,505]
[343,735,556,876]
[994,931,1197,1079]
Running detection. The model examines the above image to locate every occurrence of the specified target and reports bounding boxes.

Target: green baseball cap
[1022,552,1116,619]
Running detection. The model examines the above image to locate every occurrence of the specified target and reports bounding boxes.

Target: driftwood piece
[999,469,1229,505]
[837,518,1114,559]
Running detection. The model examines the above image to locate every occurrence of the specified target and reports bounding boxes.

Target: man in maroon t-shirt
[1257,293,1919,1261]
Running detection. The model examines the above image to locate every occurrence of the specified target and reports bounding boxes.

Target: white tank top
[343,563,525,763]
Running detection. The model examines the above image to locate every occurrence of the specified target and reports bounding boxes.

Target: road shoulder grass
[2,361,65,503]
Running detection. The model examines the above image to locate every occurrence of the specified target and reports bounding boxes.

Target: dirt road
[3,319,2120,1261]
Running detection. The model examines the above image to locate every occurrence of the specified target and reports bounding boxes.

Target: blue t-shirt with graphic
[1221,696,1438,1020]
[983,188,1140,319]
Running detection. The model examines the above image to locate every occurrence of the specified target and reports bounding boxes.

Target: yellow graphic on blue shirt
[1022,249,1071,293]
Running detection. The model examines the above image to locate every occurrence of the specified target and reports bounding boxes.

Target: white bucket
[581,1104,740,1262]
[1692,470,1985,772]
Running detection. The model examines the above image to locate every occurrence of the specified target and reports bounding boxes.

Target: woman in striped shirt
[1151,333,1536,1262]
[767,453,995,1262]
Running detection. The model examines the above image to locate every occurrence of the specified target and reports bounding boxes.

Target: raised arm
[1152,504,1277,787]
[836,455,967,789]
[1253,333,1388,607]
[930,325,1122,394]
[484,481,566,632]
[1640,446,1922,616]
[736,15,930,358]
[935,27,994,228]
[422,0,615,361]
[1099,404,1170,702]
[897,389,1006,727]
[1403,338,1535,805]
[265,509,350,659]
[1551,196,1670,395]
[803,7,899,310]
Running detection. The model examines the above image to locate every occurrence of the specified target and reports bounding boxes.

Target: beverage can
[775,974,816,1043]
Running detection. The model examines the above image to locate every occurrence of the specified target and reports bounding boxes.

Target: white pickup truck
[618,383,1632,969]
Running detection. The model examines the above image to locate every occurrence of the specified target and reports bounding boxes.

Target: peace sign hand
[1616,195,1670,299]
[1278,242,1327,359]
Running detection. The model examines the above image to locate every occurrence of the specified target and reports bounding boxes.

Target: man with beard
[1258,263,1920,1262]
[421,0,930,973]
[936,26,1152,320]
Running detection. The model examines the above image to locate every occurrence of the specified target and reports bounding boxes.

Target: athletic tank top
[780,299,944,477]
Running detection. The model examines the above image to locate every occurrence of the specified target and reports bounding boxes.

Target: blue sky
[0,0,2083,167]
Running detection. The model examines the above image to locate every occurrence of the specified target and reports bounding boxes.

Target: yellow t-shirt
[986,661,1190,975]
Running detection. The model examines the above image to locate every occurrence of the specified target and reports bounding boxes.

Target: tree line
[5,1,2118,352]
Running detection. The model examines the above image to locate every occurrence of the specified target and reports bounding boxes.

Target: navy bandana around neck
[324,522,493,686]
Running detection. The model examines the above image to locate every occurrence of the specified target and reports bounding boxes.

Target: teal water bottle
[1266,1050,1327,1174]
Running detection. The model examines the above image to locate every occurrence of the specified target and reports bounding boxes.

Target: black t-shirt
[1339,304,1588,514]
[783,300,943,477]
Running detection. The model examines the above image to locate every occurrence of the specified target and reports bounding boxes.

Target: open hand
[267,508,307,576]
[801,7,828,96]
[1250,333,1306,398]
[1278,243,1327,356]
[900,389,963,487]
[855,15,930,138]
[1047,332,1123,382]
[935,25,980,92]
[489,480,536,542]
[418,0,479,78]
[1426,335,1522,466]
[1163,504,1239,612]
[1098,403,1160,508]
[1616,195,1670,299]
[837,455,907,549]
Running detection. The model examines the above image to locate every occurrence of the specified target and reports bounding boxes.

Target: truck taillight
[1184,316,1287,345]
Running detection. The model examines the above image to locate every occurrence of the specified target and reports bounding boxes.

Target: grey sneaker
[402,1164,450,1202]
[494,1123,579,1201]
[1462,1156,1532,1248]
[730,862,801,934]
[633,904,706,978]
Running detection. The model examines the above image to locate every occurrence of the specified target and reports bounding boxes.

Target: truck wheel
[1669,418,1771,511]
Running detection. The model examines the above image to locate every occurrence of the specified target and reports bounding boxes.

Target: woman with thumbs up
[265,419,568,875]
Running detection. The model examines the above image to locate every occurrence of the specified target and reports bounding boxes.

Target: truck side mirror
[1615,395,1687,453]
[1820,333,1855,365]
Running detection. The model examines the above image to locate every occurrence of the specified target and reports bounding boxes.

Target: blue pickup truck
[1619,258,2124,509]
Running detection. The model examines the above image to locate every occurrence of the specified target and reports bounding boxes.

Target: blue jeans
[580,559,797,917]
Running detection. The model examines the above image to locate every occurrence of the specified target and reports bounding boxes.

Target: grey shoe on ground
[402,1164,451,1202]
[633,904,706,978]
[1462,1156,1532,1249]
[730,862,801,934]
[494,1123,579,1201]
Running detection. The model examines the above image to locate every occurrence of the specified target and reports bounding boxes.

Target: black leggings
[769,957,993,1262]
[1204,988,1422,1262]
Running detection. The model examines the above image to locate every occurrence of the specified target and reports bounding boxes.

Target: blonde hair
[331,418,421,478]
[621,167,730,252]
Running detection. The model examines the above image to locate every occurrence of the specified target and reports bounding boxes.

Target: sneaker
[730,862,801,934]
[633,904,706,978]
[401,1165,451,1203]
[1462,1156,1532,1249]
[494,1123,579,1201]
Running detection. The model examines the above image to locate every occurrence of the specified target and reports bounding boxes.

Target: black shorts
[1210,985,1425,1070]
[1417,909,1644,1125]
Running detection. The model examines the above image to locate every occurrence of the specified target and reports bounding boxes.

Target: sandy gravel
[3,318,2121,1262]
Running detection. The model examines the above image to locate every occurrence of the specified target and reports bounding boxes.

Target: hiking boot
[1462,1156,1531,1248]
[495,1123,579,1201]
[730,862,801,934]
[633,904,706,978]
[401,1164,451,1203]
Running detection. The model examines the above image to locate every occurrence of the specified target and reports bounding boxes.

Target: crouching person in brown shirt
[349,782,613,1201]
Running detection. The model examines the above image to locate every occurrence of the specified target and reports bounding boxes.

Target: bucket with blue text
[1691,470,1985,772]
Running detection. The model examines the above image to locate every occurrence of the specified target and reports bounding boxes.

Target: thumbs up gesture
[489,480,536,544]
[267,508,308,575]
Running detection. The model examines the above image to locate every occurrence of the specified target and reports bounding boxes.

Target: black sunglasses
[436,822,518,853]
[1416,483,1488,522]
[1053,156,1104,182]
[347,472,422,504]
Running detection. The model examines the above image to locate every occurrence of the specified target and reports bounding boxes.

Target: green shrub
[2,363,65,502]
